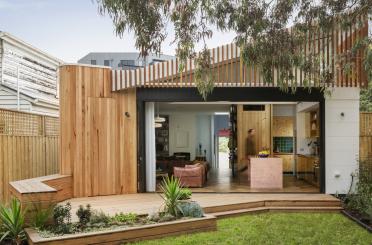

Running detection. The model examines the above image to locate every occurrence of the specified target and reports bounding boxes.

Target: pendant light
[155,102,166,123]
[155,123,162,128]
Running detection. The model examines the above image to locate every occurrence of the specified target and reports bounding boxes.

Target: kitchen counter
[273,152,293,155]
[297,154,319,158]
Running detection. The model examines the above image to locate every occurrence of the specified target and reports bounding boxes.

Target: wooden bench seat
[9,174,72,206]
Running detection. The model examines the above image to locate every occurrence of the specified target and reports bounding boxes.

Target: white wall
[169,113,197,160]
[0,87,31,111]
[325,88,360,194]
[168,112,213,161]
[196,115,212,162]
[273,104,295,116]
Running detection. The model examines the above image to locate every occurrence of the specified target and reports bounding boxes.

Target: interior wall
[59,65,137,198]
[168,113,197,160]
[273,104,295,117]
[196,115,212,162]
[214,115,229,135]
[166,112,214,162]
[237,105,272,169]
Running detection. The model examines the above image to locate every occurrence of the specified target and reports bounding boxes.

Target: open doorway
[217,134,229,169]
[146,101,321,193]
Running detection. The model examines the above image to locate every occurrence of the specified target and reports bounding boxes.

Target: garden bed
[342,210,372,233]
[25,214,217,245]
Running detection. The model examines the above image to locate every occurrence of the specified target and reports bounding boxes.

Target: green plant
[97,1,370,99]
[158,213,176,223]
[345,160,372,221]
[179,188,192,200]
[0,198,26,245]
[113,212,138,224]
[159,176,183,217]
[52,202,72,234]
[179,201,204,218]
[134,213,372,245]
[76,204,92,228]
[30,202,55,229]
[90,210,111,226]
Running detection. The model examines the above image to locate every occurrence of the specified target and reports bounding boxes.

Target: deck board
[61,193,340,221]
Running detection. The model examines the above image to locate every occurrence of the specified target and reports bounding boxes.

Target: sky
[0,0,236,63]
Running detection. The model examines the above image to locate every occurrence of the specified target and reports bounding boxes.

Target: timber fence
[0,108,59,202]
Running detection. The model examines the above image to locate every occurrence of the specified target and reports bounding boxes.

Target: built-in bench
[9,174,72,207]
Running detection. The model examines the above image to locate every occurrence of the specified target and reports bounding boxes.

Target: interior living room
[148,102,321,193]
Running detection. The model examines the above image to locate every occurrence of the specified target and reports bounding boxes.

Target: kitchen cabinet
[296,155,320,187]
[273,117,294,137]
[305,110,319,138]
[310,111,319,137]
[275,154,293,172]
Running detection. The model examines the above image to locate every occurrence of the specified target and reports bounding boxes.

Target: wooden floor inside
[62,193,340,221]
[157,168,319,193]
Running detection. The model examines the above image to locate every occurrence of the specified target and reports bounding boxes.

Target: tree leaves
[96,0,371,99]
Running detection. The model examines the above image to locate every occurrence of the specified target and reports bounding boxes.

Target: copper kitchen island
[250,157,283,189]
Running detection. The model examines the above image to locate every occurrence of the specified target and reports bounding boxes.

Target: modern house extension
[9,16,369,205]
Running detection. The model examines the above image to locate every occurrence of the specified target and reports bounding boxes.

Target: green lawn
[134,213,372,245]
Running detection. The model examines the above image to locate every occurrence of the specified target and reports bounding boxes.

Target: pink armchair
[173,164,205,187]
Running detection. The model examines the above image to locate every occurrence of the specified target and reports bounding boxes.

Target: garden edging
[341,210,372,233]
[25,214,217,245]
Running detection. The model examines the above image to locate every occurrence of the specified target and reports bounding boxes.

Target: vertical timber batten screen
[112,15,368,90]
[0,108,59,202]
[360,112,372,178]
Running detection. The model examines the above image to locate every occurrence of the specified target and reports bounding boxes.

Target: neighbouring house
[78,52,174,70]
[9,16,369,204]
[0,32,63,116]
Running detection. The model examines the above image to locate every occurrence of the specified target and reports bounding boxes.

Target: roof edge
[0,31,64,65]
[60,63,111,69]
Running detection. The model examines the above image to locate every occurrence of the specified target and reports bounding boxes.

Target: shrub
[76,204,92,228]
[158,213,176,222]
[30,202,55,229]
[0,198,26,245]
[52,202,72,234]
[345,161,372,222]
[147,211,160,222]
[113,212,138,224]
[179,201,204,218]
[90,210,111,226]
[179,188,192,200]
[159,176,183,217]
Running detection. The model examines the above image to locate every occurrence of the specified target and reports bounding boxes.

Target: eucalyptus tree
[96,0,371,99]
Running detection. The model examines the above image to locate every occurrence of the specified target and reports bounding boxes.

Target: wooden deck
[61,193,341,221]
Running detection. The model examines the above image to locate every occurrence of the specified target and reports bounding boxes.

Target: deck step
[210,206,343,218]
[265,200,342,207]
[203,199,342,214]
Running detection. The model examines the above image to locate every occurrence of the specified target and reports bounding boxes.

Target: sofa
[173,163,207,187]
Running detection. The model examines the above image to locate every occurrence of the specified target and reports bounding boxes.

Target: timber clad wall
[360,112,372,160]
[360,112,372,179]
[0,109,59,202]
[59,65,137,198]
[237,105,272,169]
